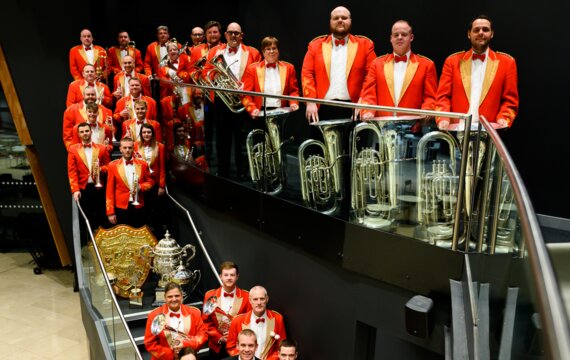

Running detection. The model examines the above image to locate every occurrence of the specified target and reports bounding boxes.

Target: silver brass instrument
[204,54,245,113]
[298,119,351,215]
[94,158,103,188]
[131,173,140,206]
[106,115,117,142]
[150,313,201,347]
[246,107,293,195]
[416,131,458,246]
[350,122,394,228]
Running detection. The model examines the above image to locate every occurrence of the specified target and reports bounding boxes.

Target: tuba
[298,119,352,215]
[350,121,396,229]
[415,131,459,246]
[203,54,245,113]
[246,107,293,194]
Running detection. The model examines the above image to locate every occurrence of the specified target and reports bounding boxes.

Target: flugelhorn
[298,119,352,215]
[203,54,245,113]
[94,158,103,188]
[246,107,293,194]
[416,131,459,246]
[202,295,234,320]
[350,121,394,229]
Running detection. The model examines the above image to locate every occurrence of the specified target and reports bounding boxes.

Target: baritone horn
[246,107,293,195]
[350,121,396,229]
[298,119,352,215]
[204,54,245,113]
[416,131,459,246]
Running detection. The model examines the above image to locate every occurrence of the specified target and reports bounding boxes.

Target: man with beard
[435,14,519,130]
[301,6,376,123]
[107,30,143,76]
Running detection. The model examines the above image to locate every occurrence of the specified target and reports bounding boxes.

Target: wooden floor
[0,251,90,359]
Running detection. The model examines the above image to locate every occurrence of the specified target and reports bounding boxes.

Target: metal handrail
[157,77,469,120]
[73,199,143,360]
[480,117,570,360]
[165,185,222,287]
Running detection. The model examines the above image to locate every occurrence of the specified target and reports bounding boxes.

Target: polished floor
[0,251,90,360]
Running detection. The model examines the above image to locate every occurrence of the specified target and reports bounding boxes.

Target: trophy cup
[128,269,144,308]
[169,260,201,301]
[140,230,196,306]
[95,272,117,307]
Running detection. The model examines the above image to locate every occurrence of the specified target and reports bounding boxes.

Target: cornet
[131,172,140,206]
[93,158,103,188]
[105,116,117,142]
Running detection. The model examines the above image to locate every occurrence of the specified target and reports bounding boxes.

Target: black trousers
[115,204,146,228]
[214,99,249,178]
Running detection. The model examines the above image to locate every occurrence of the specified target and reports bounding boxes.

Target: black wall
[1,0,569,258]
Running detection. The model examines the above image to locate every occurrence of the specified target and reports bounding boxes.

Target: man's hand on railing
[73,191,81,201]
[305,102,319,123]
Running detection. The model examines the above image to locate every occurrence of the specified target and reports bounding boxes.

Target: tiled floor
[0,251,90,360]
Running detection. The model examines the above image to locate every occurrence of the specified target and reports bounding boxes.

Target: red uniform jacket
[226,309,286,360]
[67,143,110,193]
[301,34,376,103]
[241,61,300,116]
[113,95,157,126]
[69,45,108,81]
[107,46,144,75]
[122,119,163,144]
[144,304,208,359]
[63,103,112,150]
[105,157,154,215]
[113,72,152,98]
[202,287,251,354]
[435,48,519,127]
[66,79,113,109]
[69,122,113,152]
[157,56,192,100]
[360,52,438,117]
[134,142,166,188]
[182,43,212,83]
[144,41,181,76]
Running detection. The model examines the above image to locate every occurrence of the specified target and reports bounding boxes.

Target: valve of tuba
[204,54,245,113]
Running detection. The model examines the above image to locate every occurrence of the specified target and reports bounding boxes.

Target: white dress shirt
[250,313,267,358]
[468,49,489,129]
[224,46,242,80]
[325,36,350,101]
[263,62,282,108]
[393,50,411,106]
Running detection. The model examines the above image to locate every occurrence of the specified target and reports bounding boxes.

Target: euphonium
[298,119,351,215]
[189,56,210,87]
[416,131,459,246]
[246,108,292,195]
[350,122,395,229]
[204,54,245,113]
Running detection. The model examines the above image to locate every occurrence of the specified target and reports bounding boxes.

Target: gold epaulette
[496,51,514,59]
[376,53,391,60]
[279,60,293,66]
[354,34,373,42]
[446,50,465,59]
[187,305,201,312]
[309,34,327,43]
[416,53,434,62]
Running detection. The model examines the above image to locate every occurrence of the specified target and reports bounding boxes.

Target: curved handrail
[480,117,570,360]
[73,199,143,360]
[165,185,222,287]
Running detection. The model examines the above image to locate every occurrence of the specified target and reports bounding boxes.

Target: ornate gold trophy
[140,230,196,306]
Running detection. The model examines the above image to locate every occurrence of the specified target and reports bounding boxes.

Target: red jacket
[66,79,113,109]
[113,95,157,126]
[69,44,107,80]
[241,61,300,116]
[113,72,152,98]
[67,143,110,193]
[202,287,251,354]
[301,34,376,102]
[435,48,519,127]
[105,157,154,214]
[122,119,163,144]
[107,46,144,75]
[69,122,113,153]
[144,41,181,76]
[226,309,286,360]
[63,103,112,150]
[134,142,166,188]
[360,52,438,117]
[144,304,208,359]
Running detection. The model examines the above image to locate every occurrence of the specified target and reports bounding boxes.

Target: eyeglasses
[191,33,204,37]
[226,31,242,37]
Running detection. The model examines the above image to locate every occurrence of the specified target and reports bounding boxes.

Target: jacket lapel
[399,53,419,105]
[238,45,248,80]
[346,35,358,78]
[279,61,286,95]
[480,50,499,105]
[321,36,332,78]
[383,56,395,104]
[459,51,472,104]
[256,63,265,93]
[118,161,129,188]
[79,47,89,64]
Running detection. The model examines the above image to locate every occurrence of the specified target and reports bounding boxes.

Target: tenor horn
[204,54,245,113]
[298,119,351,215]
[350,121,395,229]
[416,131,459,246]
[246,107,293,195]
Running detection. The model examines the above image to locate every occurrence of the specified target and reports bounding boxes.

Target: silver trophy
[140,230,196,306]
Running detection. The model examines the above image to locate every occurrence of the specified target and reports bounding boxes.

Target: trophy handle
[182,244,196,265]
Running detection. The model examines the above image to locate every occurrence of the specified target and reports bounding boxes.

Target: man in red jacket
[435,14,519,130]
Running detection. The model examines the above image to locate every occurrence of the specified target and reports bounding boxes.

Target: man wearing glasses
[189,27,205,49]
[203,22,261,179]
